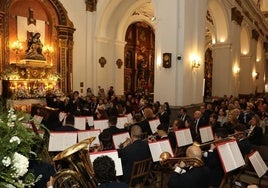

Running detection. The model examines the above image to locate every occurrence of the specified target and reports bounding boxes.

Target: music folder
[112,132,130,149]
[116,116,128,129]
[199,126,214,143]
[48,131,78,151]
[77,129,101,146]
[174,128,193,147]
[149,119,161,133]
[216,139,245,173]
[248,150,268,178]
[94,119,108,132]
[89,150,123,176]
[86,116,94,127]
[74,116,86,130]
[148,139,174,162]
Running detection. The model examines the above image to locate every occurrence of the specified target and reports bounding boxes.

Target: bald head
[130,125,142,139]
[186,145,202,159]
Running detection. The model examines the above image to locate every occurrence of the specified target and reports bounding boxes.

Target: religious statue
[25,32,46,61]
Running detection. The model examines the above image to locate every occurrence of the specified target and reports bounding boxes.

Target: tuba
[52,137,97,188]
[159,152,204,169]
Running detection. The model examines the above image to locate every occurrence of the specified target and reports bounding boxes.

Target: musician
[103,116,125,136]
[93,156,128,188]
[92,131,114,152]
[204,128,229,188]
[156,123,177,151]
[233,123,252,157]
[118,125,151,184]
[168,145,210,188]
[54,114,78,132]
[247,115,263,145]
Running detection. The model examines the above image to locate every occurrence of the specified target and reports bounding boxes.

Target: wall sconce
[252,71,260,80]
[233,66,240,75]
[192,59,200,69]
[11,40,23,63]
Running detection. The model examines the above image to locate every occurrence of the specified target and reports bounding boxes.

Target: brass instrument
[52,137,97,188]
[193,131,248,148]
[159,152,204,168]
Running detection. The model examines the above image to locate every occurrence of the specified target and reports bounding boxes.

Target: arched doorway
[124,22,155,94]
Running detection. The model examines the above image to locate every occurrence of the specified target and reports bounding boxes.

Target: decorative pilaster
[231,7,243,26]
[85,0,97,12]
[0,11,5,72]
[56,25,76,93]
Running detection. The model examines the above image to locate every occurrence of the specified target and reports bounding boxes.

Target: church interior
[1,0,268,187]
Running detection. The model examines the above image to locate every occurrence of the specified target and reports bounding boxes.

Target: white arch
[95,0,155,41]
[208,0,229,43]
[240,25,250,55]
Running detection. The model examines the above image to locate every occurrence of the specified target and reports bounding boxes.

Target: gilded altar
[1,59,61,99]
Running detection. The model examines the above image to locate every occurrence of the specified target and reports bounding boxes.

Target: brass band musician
[168,145,209,188]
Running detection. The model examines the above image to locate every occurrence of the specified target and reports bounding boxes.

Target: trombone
[193,131,248,148]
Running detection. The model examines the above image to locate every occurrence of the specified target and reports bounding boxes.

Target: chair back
[128,158,152,187]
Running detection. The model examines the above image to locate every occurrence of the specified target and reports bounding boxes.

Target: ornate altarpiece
[0,0,75,95]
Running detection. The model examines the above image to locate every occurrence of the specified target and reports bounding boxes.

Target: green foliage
[0,106,42,187]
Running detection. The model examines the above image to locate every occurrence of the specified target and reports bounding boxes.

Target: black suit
[159,111,170,125]
[205,150,224,187]
[103,126,125,136]
[29,160,56,188]
[118,139,151,183]
[168,166,210,188]
[190,118,207,142]
[248,126,263,145]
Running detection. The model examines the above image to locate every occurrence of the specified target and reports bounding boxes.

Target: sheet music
[125,113,133,123]
[74,117,86,130]
[149,119,161,133]
[216,140,245,173]
[200,126,214,143]
[86,116,94,127]
[77,130,101,146]
[175,128,193,147]
[90,150,123,176]
[112,132,130,149]
[94,119,108,132]
[249,151,268,177]
[116,117,128,129]
[149,140,173,162]
[48,132,77,151]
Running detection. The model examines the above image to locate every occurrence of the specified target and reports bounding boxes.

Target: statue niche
[25,32,46,61]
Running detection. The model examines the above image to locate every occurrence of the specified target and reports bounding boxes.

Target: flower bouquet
[0,108,41,187]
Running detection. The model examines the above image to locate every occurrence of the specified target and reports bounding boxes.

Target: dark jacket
[118,139,151,183]
[168,166,210,188]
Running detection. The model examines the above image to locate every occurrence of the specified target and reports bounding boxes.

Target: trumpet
[159,152,204,168]
[143,133,159,142]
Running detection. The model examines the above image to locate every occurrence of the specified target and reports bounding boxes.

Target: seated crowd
[38,88,268,188]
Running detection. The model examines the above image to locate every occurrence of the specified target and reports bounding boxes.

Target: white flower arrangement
[0,107,41,187]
